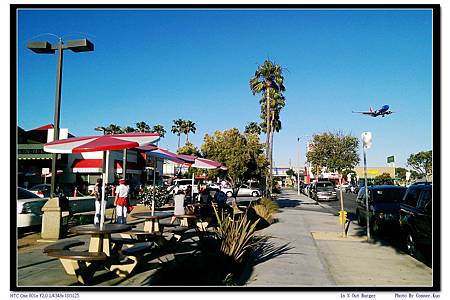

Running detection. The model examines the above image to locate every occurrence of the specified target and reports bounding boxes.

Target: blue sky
[17,8,433,168]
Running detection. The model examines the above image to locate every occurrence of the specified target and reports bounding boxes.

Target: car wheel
[226,191,233,197]
[252,191,259,197]
[406,232,417,257]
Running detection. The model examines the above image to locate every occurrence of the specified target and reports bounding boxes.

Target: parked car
[17,187,49,228]
[399,182,432,258]
[167,178,199,195]
[355,185,407,234]
[29,184,51,198]
[310,181,337,201]
[221,184,260,197]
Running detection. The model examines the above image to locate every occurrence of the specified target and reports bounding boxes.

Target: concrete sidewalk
[16,190,432,287]
[245,188,433,287]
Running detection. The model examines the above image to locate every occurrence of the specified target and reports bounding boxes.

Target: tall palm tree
[136,121,151,133]
[171,119,184,149]
[182,120,196,144]
[244,122,261,135]
[151,124,166,138]
[250,59,285,195]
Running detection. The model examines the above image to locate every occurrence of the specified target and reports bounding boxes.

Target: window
[403,187,421,207]
[417,188,432,210]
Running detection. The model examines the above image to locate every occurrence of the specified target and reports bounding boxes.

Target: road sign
[361,132,372,149]
[42,168,50,175]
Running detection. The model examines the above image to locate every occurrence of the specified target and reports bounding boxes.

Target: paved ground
[15,189,433,288]
[245,189,433,287]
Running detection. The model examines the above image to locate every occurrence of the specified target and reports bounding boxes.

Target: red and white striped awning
[71,159,103,173]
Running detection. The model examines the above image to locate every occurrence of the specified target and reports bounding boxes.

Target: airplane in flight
[352,104,394,117]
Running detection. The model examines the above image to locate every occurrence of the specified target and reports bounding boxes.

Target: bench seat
[43,240,85,253]
[47,250,107,261]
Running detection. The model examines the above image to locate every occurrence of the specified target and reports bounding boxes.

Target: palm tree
[171,119,184,149]
[121,126,136,133]
[182,120,196,144]
[151,124,166,138]
[249,59,285,195]
[105,124,122,134]
[244,122,261,135]
[136,121,151,133]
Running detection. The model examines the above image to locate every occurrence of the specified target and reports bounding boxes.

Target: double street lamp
[28,37,94,197]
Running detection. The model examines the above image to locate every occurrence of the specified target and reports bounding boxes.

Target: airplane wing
[352,111,374,115]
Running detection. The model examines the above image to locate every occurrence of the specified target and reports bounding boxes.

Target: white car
[17,187,48,228]
[167,179,199,194]
[221,184,260,197]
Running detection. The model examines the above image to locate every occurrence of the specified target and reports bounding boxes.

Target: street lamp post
[28,38,94,197]
[361,132,373,242]
[297,137,301,195]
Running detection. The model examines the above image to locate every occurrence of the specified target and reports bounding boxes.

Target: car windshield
[372,188,407,203]
[18,188,41,199]
[317,186,334,191]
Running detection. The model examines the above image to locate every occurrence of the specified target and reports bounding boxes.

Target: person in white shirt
[114,178,130,224]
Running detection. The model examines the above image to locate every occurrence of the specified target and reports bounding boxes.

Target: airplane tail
[369,106,373,112]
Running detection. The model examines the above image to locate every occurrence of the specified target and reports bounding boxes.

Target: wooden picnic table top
[173,214,197,219]
[69,224,132,235]
[130,212,173,220]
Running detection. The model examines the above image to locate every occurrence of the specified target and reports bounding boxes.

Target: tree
[176,141,201,157]
[249,59,286,195]
[201,128,267,205]
[244,122,261,135]
[182,120,196,144]
[151,124,166,138]
[374,173,394,185]
[395,167,407,181]
[171,118,184,149]
[407,150,432,178]
[105,124,122,134]
[121,126,136,133]
[135,121,151,133]
[306,131,360,236]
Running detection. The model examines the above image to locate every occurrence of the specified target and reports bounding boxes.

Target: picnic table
[43,223,154,284]
[130,211,173,233]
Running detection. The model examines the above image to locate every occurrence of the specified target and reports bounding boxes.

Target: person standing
[93,178,102,225]
[170,189,186,224]
[114,178,130,224]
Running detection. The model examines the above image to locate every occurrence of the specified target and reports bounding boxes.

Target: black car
[355,185,407,234]
[399,182,432,258]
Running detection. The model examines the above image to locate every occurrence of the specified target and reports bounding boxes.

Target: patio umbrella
[44,133,160,229]
[136,146,195,215]
[177,155,227,199]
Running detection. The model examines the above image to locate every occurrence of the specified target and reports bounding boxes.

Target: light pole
[297,137,301,195]
[362,132,373,241]
[28,37,94,197]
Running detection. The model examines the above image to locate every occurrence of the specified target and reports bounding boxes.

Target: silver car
[17,187,48,227]
[221,184,260,197]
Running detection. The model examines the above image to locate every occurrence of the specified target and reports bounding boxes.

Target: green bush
[136,185,170,208]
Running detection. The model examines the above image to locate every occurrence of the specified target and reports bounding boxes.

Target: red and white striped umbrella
[44,133,160,229]
[175,155,227,198]
[44,133,160,153]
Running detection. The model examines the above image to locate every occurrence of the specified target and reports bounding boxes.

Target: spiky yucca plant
[212,205,261,263]
[252,203,274,224]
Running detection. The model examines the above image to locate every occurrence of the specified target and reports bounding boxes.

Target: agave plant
[212,205,261,263]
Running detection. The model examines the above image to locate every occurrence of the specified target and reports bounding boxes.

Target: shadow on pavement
[276,198,301,208]
[237,238,293,285]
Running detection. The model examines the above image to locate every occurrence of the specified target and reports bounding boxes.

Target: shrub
[136,185,170,208]
[259,197,279,214]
